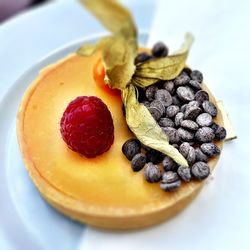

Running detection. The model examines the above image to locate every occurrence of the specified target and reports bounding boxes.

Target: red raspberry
[60,96,114,158]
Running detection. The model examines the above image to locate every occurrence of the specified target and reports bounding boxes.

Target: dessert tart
[17,0,232,229]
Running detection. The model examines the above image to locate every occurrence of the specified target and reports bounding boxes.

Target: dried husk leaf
[78,0,192,165]
[77,36,135,90]
[134,33,194,81]
[122,85,188,167]
[79,0,137,90]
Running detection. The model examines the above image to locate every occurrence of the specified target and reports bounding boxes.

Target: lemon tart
[17,51,224,229]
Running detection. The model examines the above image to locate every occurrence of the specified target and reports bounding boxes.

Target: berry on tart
[60,96,114,158]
